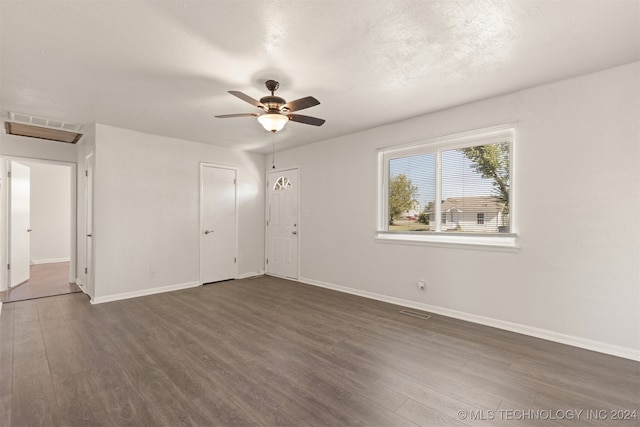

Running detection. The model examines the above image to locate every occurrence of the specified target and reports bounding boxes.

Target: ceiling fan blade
[215,113,260,118]
[287,114,326,126]
[282,96,320,112]
[228,91,264,109]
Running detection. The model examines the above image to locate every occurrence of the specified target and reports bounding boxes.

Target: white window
[377,125,517,248]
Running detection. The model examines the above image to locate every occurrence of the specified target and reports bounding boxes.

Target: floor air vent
[400,310,431,320]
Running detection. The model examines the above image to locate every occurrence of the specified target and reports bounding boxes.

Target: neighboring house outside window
[426,197,500,232]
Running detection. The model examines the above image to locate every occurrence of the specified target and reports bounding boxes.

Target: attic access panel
[5,122,83,144]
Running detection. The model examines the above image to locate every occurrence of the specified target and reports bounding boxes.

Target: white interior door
[201,164,237,284]
[85,153,94,296]
[10,161,31,287]
[267,168,299,279]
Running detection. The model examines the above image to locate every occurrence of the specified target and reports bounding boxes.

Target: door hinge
[7,171,11,178]
[234,179,236,185]
[7,263,10,270]
[85,267,88,274]
[234,257,237,263]
[85,170,88,177]
[266,258,268,265]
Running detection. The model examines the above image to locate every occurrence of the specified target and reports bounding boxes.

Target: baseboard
[91,281,201,305]
[299,276,640,362]
[31,258,70,265]
[238,270,265,279]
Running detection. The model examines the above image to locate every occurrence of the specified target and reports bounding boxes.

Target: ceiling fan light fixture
[216,80,324,130]
[258,113,289,132]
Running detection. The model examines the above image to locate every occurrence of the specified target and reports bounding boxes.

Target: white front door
[267,168,299,279]
[200,164,237,284]
[9,161,31,287]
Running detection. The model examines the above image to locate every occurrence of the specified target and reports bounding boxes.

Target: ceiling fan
[215,80,325,132]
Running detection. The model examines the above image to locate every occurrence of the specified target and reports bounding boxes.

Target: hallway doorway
[1,157,78,301]
[0,261,81,302]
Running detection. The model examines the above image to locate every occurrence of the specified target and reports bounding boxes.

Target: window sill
[375,231,519,252]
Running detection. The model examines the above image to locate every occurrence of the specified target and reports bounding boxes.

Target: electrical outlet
[417,280,426,291]
[150,264,157,279]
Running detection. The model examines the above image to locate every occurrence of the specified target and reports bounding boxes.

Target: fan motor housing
[260,95,286,111]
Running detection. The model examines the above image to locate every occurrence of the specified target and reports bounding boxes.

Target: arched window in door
[273,176,292,191]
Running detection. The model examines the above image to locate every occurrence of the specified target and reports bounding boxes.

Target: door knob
[292,231,297,235]
[204,230,214,234]
[87,234,92,237]
[27,228,32,232]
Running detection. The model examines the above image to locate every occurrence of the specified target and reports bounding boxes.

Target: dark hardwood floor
[0,275,638,426]
[0,262,81,303]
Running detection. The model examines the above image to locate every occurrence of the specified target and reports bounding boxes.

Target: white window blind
[378,125,516,248]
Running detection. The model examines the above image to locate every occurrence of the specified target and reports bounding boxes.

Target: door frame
[83,153,94,297]
[0,155,77,292]
[199,162,238,285]
[265,166,300,280]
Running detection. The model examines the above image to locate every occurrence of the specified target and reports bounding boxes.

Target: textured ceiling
[1,0,638,153]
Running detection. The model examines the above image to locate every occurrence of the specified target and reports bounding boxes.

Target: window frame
[377,124,518,249]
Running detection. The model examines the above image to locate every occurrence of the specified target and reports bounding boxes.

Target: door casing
[0,156,77,292]
[84,153,95,297]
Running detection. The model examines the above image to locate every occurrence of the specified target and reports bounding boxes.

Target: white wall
[92,124,265,301]
[271,62,640,359]
[28,162,71,264]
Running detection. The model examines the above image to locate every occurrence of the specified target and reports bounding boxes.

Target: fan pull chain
[272,132,276,169]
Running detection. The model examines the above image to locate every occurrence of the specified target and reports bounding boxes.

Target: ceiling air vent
[5,112,83,144]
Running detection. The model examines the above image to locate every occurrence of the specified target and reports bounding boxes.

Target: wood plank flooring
[0,262,81,303]
[0,275,638,426]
